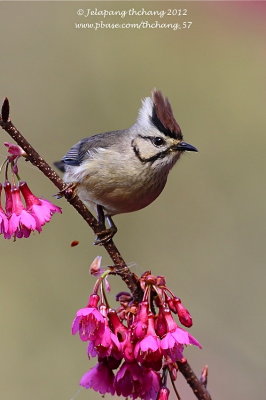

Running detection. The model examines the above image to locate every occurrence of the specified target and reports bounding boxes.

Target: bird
[54,90,198,244]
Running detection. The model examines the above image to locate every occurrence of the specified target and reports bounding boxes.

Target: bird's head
[131,90,197,170]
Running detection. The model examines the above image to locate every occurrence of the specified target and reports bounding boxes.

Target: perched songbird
[55,90,197,244]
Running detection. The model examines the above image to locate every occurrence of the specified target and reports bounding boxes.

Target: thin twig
[177,359,212,400]
[200,365,208,388]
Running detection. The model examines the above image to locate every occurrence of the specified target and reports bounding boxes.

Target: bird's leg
[94,205,118,245]
[106,215,118,237]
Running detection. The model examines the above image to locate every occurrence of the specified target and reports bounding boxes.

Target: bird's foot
[94,225,118,246]
[55,182,78,200]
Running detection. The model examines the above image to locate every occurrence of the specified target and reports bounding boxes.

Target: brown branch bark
[0,99,141,300]
[0,98,212,400]
[177,360,212,400]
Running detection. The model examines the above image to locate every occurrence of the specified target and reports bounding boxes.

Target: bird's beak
[174,141,198,152]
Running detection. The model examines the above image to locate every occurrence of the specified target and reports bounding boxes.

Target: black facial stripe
[144,149,171,163]
[132,141,145,163]
[131,139,172,164]
[139,135,162,143]
[150,108,183,140]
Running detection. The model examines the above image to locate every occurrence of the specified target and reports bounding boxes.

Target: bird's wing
[62,130,123,167]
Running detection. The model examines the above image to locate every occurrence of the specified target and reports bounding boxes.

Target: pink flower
[4,181,12,217]
[107,309,134,362]
[72,294,105,341]
[134,314,162,370]
[89,325,122,360]
[88,307,123,360]
[114,361,144,399]
[0,181,61,239]
[131,301,149,341]
[6,184,37,238]
[155,306,168,338]
[0,184,8,236]
[4,142,26,156]
[80,360,115,395]
[160,332,184,361]
[160,308,201,362]
[142,369,160,400]
[122,333,135,362]
[156,387,170,400]
[19,181,61,229]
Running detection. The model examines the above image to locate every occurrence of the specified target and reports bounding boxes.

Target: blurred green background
[0,2,265,399]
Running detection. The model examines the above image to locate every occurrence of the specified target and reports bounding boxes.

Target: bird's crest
[137,90,183,140]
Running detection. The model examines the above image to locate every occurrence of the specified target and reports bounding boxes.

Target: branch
[0,98,141,300]
[177,360,212,400]
[0,98,212,400]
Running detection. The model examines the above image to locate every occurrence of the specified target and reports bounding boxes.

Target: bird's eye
[152,137,165,147]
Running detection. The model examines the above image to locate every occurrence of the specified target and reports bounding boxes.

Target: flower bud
[156,386,170,400]
[165,295,179,314]
[176,301,193,328]
[89,256,102,275]
[155,306,168,338]
[131,301,149,340]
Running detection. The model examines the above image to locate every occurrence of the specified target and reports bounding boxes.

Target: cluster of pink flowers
[72,268,201,400]
[0,143,61,239]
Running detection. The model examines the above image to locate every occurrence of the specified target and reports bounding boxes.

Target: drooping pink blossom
[80,360,115,395]
[142,368,161,400]
[108,309,128,342]
[0,184,8,236]
[74,270,202,399]
[160,308,201,362]
[4,181,12,217]
[131,301,149,341]
[19,181,61,229]
[155,306,168,338]
[114,361,145,399]
[72,294,105,341]
[160,331,184,361]
[108,309,134,362]
[89,323,122,360]
[122,333,136,363]
[156,386,170,400]
[92,307,123,360]
[134,314,162,370]
[8,185,37,238]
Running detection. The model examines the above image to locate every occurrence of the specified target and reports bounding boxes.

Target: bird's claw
[94,226,117,246]
[55,183,78,200]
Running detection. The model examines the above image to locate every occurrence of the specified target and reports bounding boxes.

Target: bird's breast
[64,148,171,215]
[77,166,168,215]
